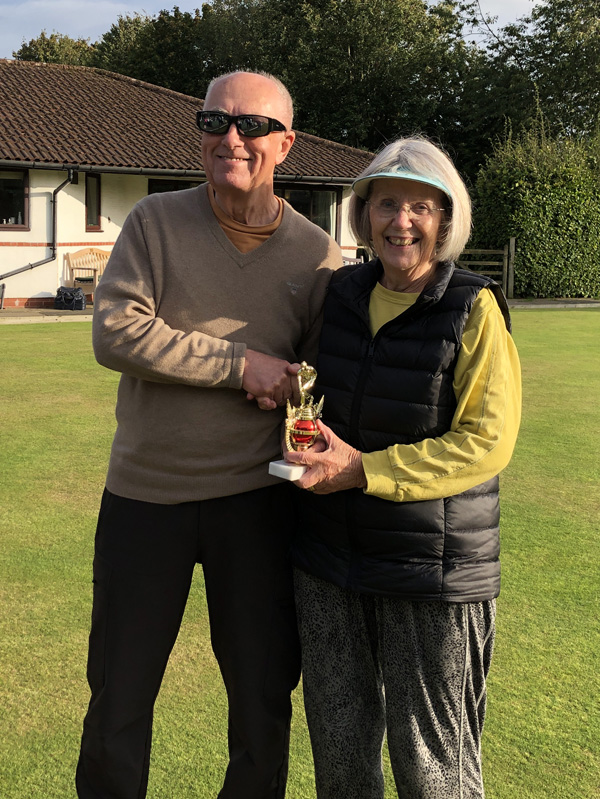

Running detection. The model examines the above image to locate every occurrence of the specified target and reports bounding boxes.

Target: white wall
[0,170,148,301]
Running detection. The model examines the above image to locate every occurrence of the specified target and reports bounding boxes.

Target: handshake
[242,349,303,411]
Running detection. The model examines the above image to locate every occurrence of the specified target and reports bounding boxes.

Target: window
[148,179,203,194]
[0,170,28,228]
[86,173,101,231]
[274,186,339,238]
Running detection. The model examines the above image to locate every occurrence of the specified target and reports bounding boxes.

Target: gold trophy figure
[268,362,324,480]
[284,362,324,452]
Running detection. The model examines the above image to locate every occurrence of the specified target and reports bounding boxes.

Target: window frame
[147,178,204,195]
[0,168,30,231]
[274,183,342,242]
[85,173,102,232]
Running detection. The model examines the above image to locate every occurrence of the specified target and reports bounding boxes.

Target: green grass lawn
[1,310,599,798]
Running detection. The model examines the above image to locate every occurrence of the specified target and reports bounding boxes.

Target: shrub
[472,121,600,298]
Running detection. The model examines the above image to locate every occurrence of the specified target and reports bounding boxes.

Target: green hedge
[471,126,600,298]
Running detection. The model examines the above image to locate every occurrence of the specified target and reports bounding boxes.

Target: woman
[285,136,521,799]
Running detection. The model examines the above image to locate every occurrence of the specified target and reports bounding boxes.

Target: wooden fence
[457,237,516,298]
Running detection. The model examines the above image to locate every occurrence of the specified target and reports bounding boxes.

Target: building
[0,59,372,308]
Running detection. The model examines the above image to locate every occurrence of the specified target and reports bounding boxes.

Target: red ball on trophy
[291,418,318,450]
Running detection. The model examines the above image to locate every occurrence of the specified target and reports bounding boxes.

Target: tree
[480,0,600,138]
[69,0,480,159]
[123,6,207,96]
[13,31,93,65]
[90,14,153,76]
[201,0,480,154]
[92,4,236,98]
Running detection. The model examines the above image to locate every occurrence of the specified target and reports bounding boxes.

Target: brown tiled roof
[0,59,372,180]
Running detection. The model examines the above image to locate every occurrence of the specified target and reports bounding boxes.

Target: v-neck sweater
[92,183,341,503]
[208,183,284,252]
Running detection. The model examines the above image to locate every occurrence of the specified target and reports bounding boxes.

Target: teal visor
[352,169,450,200]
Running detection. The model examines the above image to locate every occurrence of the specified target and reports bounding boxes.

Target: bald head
[205,71,294,130]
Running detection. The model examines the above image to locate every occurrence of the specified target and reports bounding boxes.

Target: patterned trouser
[294,569,496,799]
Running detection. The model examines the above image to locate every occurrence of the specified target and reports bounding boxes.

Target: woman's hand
[284,420,367,494]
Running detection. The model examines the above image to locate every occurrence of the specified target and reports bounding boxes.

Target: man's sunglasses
[196,111,287,138]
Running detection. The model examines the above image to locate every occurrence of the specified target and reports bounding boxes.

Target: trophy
[268,362,324,480]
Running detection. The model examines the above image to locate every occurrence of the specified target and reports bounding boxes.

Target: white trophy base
[268,459,307,481]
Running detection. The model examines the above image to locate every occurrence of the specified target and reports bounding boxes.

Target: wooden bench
[64,248,111,301]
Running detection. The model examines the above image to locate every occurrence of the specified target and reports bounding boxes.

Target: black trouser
[76,484,300,799]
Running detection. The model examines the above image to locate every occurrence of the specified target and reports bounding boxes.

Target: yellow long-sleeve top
[362,283,521,502]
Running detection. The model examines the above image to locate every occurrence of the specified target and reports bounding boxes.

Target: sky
[0,0,536,61]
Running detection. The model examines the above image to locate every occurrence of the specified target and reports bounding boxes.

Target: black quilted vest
[292,260,512,602]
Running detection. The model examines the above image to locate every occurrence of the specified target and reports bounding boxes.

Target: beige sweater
[93,184,341,503]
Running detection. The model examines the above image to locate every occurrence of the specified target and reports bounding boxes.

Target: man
[76,71,341,799]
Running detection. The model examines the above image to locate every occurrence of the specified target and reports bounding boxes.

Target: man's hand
[284,420,367,493]
[243,351,301,409]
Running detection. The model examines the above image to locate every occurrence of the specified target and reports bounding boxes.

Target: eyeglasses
[367,199,446,219]
[196,111,287,138]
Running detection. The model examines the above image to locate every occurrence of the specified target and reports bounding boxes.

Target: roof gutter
[0,160,207,178]
[0,169,74,307]
[0,160,355,184]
